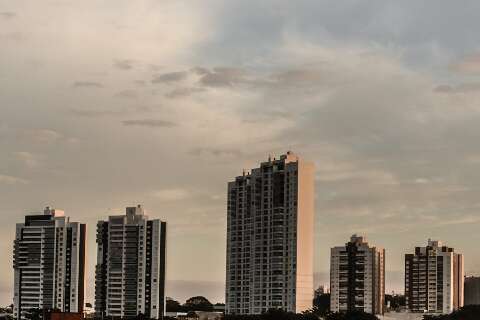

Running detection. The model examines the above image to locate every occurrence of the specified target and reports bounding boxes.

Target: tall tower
[95,205,167,319]
[225,151,314,315]
[13,207,86,320]
[405,240,464,314]
[330,235,385,315]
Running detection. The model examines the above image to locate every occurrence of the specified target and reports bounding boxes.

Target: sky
[2,0,480,306]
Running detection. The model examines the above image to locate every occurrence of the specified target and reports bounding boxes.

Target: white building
[330,235,385,315]
[225,152,315,315]
[13,207,86,320]
[405,240,464,314]
[95,205,167,319]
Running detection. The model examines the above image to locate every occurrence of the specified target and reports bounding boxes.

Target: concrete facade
[13,208,86,320]
[405,240,464,314]
[95,205,167,319]
[225,151,314,315]
[330,235,385,315]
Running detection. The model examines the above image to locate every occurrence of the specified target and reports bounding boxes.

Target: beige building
[330,235,385,315]
[225,151,314,315]
[405,240,464,314]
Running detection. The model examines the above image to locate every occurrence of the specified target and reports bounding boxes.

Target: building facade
[330,235,385,315]
[13,207,86,320]
[95,205,167,319]
[464,276,480,306]
[405,240,464,314]
[225,151,314,315]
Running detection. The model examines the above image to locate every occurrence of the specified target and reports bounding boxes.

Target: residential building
[330,235,385,315]
[95,205,167,319]
[464,276,480,306]
[225,151,315,314]
[13,207,86,320]
[405,240,464,314]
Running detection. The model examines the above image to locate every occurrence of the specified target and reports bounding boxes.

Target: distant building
[13,207,86,320]
[464,276,480,306]
[95,205,167,319]
[225,152,315,314]
[330,235,385,315]
[405,240,464,314]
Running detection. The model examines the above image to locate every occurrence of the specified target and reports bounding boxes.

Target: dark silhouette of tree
[184,296,213,312]
[312,293,330,316]
[166,298,184,312]
[385,294,406,310]
[422,305,480,320]
[325,311,379,320]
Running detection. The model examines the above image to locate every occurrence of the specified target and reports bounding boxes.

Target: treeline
[166,296,224,312]
[422,305,480,320]
[224,309,379,320]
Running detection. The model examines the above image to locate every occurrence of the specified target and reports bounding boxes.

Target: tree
[312,293,330,316]
[325,311,379,320]
[166,298,184,312]
[422,305,480,320]
[184,296,213,312]
[385,294,405,310]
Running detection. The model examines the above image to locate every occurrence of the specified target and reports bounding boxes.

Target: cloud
[0,11,16,19]
[14,151,41,168]
[114,89,138,99]
[434,83,480,94]
[151,188,191,201]
[450,53,480,74]
[198,67,247,87]
[0,174,28,185]
[152,71,189,83]
[113,59,134,70]
[122,119,177,128]
[72,81,104,88]
[189,147,243,158]
[70,109,122,117]
[165,87,205,99]
[24,129,62,144]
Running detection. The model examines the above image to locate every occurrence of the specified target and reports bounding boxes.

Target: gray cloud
[0,174,28,184]
[450,53,480,74]
[198,67,247,87]
[113,59,134,70]
[152,71,188,83]
[72,81,104,88]
[434,83,480,94]
[189,147,243,158]
[0,11,16,19]
[114,89,138,99]
[134,80,146,86]
[165,87,205,99]
[70,109,122,117]
[122,119,177,128]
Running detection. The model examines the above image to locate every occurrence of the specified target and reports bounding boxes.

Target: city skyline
[3,0,480,311]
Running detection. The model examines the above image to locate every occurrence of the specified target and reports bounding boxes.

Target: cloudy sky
[2,0,480,305]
